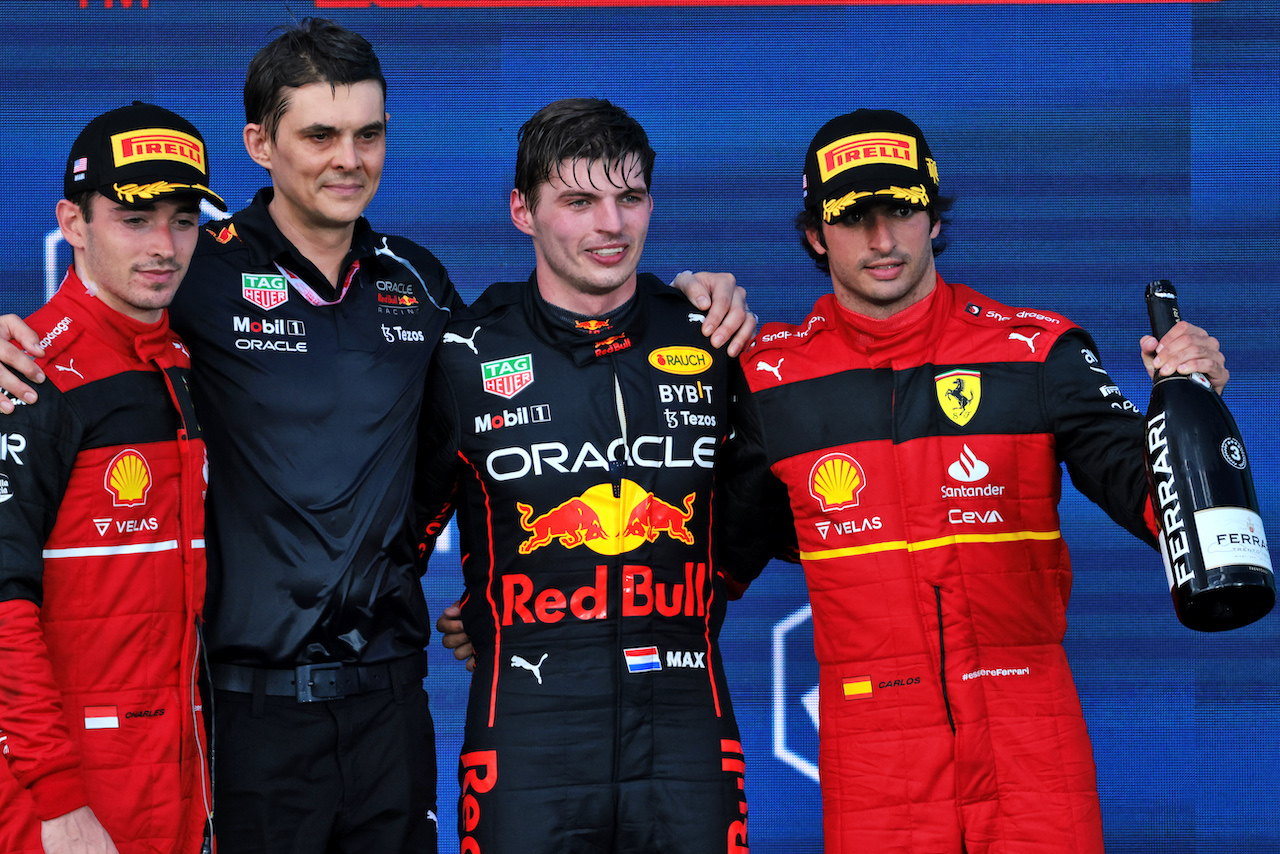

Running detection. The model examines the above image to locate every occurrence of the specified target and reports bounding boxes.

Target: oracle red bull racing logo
[516,479,695,556]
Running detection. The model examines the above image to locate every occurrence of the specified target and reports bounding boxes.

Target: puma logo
[443,326,481,354]
[511,653,549,685]
[755,358,784,382]
[1008,331,1040,353]
[55,359,84,380]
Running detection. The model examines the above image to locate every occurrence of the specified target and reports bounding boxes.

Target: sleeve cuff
[27,766,89,822]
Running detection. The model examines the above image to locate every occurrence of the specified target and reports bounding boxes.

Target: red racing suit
[722,276,1157,853]
[0,268,209,853]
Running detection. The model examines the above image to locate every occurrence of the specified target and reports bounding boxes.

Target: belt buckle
[295,661,344,703]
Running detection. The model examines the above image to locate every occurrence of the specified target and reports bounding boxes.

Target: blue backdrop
[4,1,1277,851]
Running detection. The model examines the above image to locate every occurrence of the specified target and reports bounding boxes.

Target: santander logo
[947,444,990,483]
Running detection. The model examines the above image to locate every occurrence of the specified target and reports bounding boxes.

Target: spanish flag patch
[843,675,873,700]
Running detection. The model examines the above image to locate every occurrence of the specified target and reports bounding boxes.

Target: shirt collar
[234,187,378,302]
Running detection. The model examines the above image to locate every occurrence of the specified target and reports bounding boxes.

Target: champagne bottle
[1143,279,1274,631]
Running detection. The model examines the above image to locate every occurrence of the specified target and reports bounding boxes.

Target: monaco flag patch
[84,705,119,730]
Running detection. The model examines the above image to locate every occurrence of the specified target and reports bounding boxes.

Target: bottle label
[1194,507,1273,573]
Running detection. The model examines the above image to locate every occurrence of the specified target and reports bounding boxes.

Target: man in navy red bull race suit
[416,98,751,854]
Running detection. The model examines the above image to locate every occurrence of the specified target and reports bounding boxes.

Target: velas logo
[241,273,289,311]
[105,448,151,507]
[516,479,695,556]
[936,369,981,426]
[482,354,534,399]
[808,452,866,513]
[817,132,917,183]
[648,346,711,376]
[111,128,206,173]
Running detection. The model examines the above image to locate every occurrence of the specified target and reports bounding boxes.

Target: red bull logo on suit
[516,479,695,556]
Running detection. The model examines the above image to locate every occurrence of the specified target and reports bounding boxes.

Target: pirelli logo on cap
[111,128,207,174]
[817,132,917,183]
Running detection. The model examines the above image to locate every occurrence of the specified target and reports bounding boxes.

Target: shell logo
[648,346,711,376]
[808,452,866,512]
[104,449,152,508]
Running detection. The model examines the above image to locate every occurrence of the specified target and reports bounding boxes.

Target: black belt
[210,655,425,703]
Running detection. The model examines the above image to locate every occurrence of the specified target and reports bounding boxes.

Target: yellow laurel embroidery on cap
[887,185,931,207]
[822,190,872,221]
[927,157,939,186]
[822,185,931,222]
[113,181,197,204]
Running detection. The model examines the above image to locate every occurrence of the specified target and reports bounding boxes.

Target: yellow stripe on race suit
[800,529,1062,562]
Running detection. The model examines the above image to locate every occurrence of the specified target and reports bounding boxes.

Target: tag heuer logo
[482,354,534,399]
[241,273,289,311]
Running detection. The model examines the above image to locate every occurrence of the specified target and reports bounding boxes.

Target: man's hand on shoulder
[1142,320,1228,395]
[41,806,119,854]
[670,271,757,357]
[0,314,45,413]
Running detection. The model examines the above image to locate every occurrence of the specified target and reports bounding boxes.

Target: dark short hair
[244,17,386,141]
[67,188,99,222]
[514,98,655,212]
[795,197,954,274]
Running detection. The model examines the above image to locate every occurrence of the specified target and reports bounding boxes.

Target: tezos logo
[382,325,426,343]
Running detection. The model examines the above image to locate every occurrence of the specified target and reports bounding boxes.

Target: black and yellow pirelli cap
[803,109,939,223]
[65,101,226,211]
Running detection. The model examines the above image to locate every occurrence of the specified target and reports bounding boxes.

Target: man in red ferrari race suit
[416,99,749,854]
[720,109,1230,854]
[0,102,220,854]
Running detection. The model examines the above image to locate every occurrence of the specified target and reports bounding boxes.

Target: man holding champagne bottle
[718,109,1235,854]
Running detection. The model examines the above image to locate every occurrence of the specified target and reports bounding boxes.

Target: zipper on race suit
[610,366,627,785]
[935,586,956,736]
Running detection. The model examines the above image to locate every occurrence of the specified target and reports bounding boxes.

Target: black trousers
[211,672,437,853]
